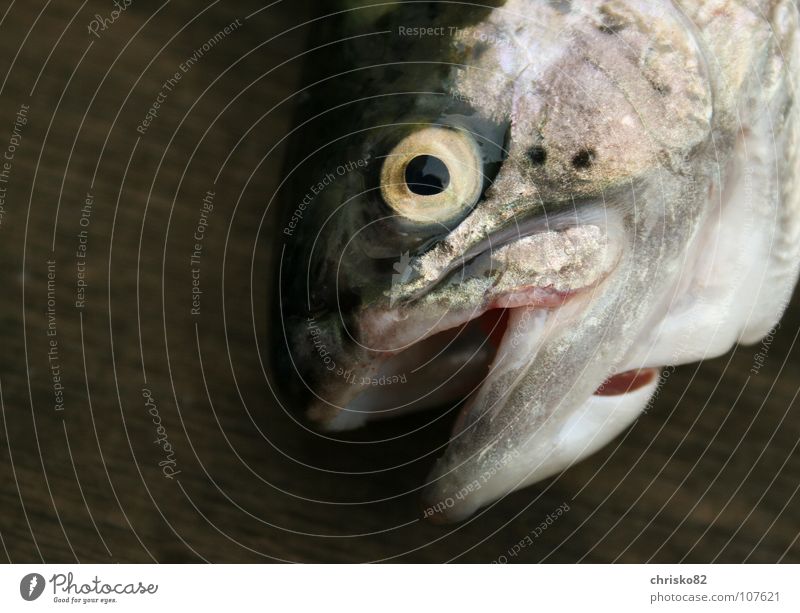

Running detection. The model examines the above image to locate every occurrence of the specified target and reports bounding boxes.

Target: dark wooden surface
[0,0,798,563]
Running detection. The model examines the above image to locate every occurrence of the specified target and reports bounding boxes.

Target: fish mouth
[314,218,635,429]
[306,216,662,522]
[334,290,570,428]
[323,281,656,431]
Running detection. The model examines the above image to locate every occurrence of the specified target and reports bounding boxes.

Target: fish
[273,0,800,523]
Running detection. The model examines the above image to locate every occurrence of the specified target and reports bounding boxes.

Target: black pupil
[404,155,450,196]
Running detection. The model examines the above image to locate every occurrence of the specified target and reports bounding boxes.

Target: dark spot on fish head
[597,3,630,34]
[527,145,547,165]
[571,148,595,169]
[648,77,671,96]
[472,40,489,59]
[548,0,572,15]
[598,21,626,35]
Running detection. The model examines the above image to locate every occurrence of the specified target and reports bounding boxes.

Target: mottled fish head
[273,0,798,521]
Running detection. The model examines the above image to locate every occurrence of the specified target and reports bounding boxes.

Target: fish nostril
[571,148,595,170]
[526,146,547,165]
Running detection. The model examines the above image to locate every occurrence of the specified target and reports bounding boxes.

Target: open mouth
[322,220,649,430]
[343,290,657,425]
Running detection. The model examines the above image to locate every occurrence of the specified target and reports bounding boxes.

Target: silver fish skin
[274,0,799,522]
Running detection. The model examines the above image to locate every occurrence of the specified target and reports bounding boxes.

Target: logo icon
[389,251,413,306]
[20,573,45,601]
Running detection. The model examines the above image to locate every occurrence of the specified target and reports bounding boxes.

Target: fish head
[275,0,797,521]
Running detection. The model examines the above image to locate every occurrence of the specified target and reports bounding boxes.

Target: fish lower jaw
[422,368,663,524]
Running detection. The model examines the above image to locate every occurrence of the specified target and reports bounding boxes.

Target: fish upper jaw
[384,199,623,306]
[369,222,619,340]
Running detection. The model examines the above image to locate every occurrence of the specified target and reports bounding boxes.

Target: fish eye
[380,127,482,223]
